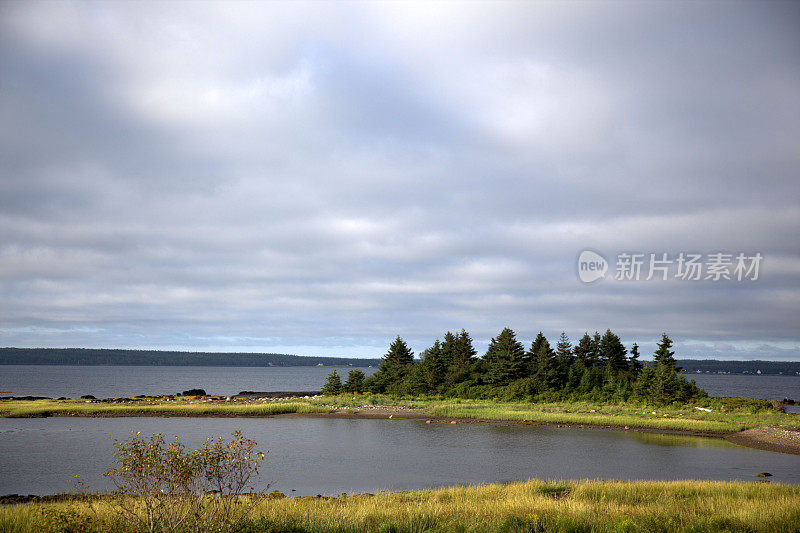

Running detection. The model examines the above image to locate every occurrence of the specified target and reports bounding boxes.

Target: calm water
[1,365,797,400]
[0,365,378,398]
[1,417,799,496]
[688,374,799,401]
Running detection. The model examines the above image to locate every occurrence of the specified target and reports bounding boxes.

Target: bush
[104,429,265,533]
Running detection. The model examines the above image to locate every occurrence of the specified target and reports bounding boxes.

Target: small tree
[322,370,343,395]
[653,333,680,371]
[343,369,366,393]
[104,430,264,533]
[629,342,643,373]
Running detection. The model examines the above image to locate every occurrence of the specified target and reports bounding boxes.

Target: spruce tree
[598,329,628,371]
[574,332,600,366]
[343,369,366,393]
[484,327,526,385]
[653,333,679,371]
[629,343,643,373]
[555,332,573,360]
[321,370,342,395]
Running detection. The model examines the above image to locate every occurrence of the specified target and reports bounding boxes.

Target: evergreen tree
[414,340,446,393]
[653,333,679,371]
[629,343,643,373]
[443,329,478,388]
[343,369,366,393]
[321,370,342,395]
[574,332,601,366]
[484,328,526,385]
[555,332,573,361]
[454,329,478,365]
[370,336,415,392]
[440,331,458,369]
[598,329,628,371]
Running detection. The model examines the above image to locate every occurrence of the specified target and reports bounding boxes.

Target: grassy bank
[0,399,329,418]
[1,479,798,532]
[307,394,800,433]
[2,395,798,434]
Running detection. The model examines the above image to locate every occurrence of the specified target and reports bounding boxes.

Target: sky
[0,1,798,361]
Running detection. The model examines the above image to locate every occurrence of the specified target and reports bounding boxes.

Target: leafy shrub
[104,429,265,533]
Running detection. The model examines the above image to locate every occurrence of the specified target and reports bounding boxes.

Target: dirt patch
[725,427,800,455]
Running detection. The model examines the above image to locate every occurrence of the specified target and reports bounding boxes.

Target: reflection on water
[630,432,739,449]
[1,417,799,496]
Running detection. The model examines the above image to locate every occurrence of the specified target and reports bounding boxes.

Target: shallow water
[1,416,798,496]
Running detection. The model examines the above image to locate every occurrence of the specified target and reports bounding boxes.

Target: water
[2,365,797,400]
[688,374,799,401]
[0,365,377,398]
[1,416,798,496]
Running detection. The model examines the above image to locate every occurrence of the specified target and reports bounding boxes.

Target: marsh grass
[2,395,798,433]
[1,479,798,532]
[0,399,329,418]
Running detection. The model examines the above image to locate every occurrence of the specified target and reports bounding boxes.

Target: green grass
[0,398,329,418]
[311,394,800,433]
[1,479,798,532]
[2,394,798,434]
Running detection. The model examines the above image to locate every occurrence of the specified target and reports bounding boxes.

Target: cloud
[0,0,798,360]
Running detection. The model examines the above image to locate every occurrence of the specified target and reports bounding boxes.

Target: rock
[80,395,95,399]
[755,472,773,477]
[179,389,206,397]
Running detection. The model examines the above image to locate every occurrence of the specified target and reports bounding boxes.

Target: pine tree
[343,369,366,393]
[598,329,628,371]
[379,336,415,374]
[369,336,415,392]
[440,331,458,368]
[321,370,342,395]
[454,329,477,365]
[484,327,526,385]
[574,332,601,366]
[415,340,446,393]
[629,343,643,373]
[555,332,573,360]
[653,333,679,371]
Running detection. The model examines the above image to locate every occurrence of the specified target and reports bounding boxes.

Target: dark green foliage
[368,336,415,393]
[629,343,643,373]
[654,333,679,371]
[598,329,628,371]
[573,332,600,367]
[343,369,366,393]
[407,340,446,394]
[321,370,342,395]
[366,329,704,406]
[484,328,527,385]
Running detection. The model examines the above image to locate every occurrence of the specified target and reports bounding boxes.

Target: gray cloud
[1,0,798,360]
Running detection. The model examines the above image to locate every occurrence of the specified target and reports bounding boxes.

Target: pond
[1,416,798,496]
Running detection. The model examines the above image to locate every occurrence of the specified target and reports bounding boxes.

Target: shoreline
[3,402,800,455]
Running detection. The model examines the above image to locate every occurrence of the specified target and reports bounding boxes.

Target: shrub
[104,429,265,533]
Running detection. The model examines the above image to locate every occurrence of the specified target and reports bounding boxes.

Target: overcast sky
[1,1,798,360]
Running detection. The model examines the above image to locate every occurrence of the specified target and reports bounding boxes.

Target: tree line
[323,329,705,405]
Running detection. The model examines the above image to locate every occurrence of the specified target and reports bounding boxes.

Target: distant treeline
[677,359,800,375]
[0,348,381,367]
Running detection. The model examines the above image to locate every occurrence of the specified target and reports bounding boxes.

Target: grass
[0,398,329,418]
[2,394,798,434]
[309,394,800,433]
[1,479,798,532]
